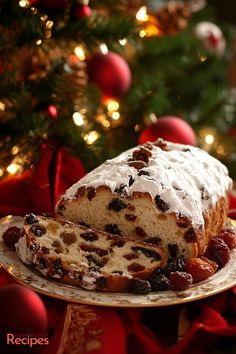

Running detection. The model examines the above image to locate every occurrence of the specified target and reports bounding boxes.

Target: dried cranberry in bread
[56,139,232,260]
[16,214,165,292]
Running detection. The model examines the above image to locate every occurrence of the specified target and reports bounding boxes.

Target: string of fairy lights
[0,0,233,178]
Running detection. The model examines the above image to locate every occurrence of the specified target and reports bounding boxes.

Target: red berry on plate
[2,226,21,250]
[169,271,193,291]
[208,237,230,268]
[217,229,236,250]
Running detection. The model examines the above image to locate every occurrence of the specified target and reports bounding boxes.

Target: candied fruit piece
[184,228,197,243]
[208,237,230,268]
[149,272,169,291]
[131,246,162,261]
[52,259,65,277]
[168,243,178,258]
[2,226,22,250]
[80,232,98,242]
[87,187,96,201]
[95,277,107,290]
[108,198,127,212]
[155,195,170,212]
[217,229,236,250]
[164,256,185,276]
[80,244,108,257]
[128,263,145,273]
[169,271,193,291]
[135,227,147,237]
[30,224,46,237]
[185,257,217,283]
[105,224,121,235]
[25,213,38,225]
[127,279,151,294]
[200,256,218,272]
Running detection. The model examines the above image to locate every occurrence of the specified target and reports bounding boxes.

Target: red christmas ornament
[138,116,197,146]
[30,0,69,13]
[46,104,58,120]
[87,51,131,98]
[70,3,91,19]
[0,284,48,332]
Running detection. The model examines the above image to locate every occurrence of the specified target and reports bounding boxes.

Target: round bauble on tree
[29,0,69,14]
[194,21,226,57]
[87,51,131,98]
[46,104,58,120]
[138,116,197,146]
[70,3,91,19]
[0,284,48,332]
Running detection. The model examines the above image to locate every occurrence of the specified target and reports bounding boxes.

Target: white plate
[0,215,236,308]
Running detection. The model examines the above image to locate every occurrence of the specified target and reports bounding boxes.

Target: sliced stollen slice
[16,214,166,293]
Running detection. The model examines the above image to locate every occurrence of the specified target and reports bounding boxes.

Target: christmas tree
[0,0,235,186]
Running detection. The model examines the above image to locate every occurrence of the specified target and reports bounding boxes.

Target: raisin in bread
[16,214,165,292]
[56,139,232,260]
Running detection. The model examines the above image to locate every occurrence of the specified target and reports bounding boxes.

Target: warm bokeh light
[11,146,20,155]
[119,38,127,46]
[100,44,108,55]
[0,101,6,111]
[205,134,214,145]
[7,163,21,175]
[73,112,84,126]
[84,131,99,144]
[111,111,120,120]
[107,100,119,112]
[74,46,86,61]
[136,6,148,22]
[19,0,28,8]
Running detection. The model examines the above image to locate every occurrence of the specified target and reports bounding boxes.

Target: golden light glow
[30,7,38,14]
[102,120,111,128]
[11,146,20,155]
[36,39,42,45]
[216,143,227,157]
[46,20,54,29]
[7,163,21,175]
[0,101,6,111]
[136,6,148,22]
[100,44,108,55]
[107,100,119,112]
[205,134,214,145]
[0,169,4,177]
[96,114,111,128]
[41,15,48,21]
[134,124,142,132]
[84,131,99,145]
[199,54,207,62]
[19,0,28,7]
[73,112,84,126]
[119,38,127,46]
[139,30,146,38]
[111,111,120,120]
[74,46,86,61]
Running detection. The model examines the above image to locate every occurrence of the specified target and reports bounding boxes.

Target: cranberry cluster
[128,228,236,294]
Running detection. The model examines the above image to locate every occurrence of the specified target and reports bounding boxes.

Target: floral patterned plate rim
[0,215,236,308]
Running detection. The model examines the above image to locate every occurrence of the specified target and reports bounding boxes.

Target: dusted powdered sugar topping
[62,139,232,228]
